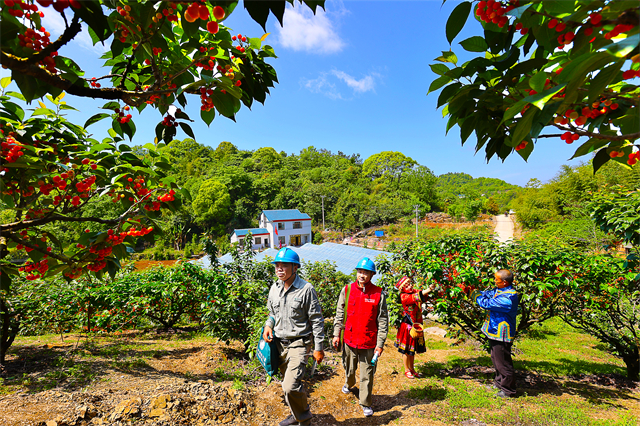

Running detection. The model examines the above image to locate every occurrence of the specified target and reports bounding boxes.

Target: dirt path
[0,330,637,426]
[493,215,514,243]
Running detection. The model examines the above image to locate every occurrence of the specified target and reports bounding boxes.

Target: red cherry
[213,6,225,20]
[207,21,219,34]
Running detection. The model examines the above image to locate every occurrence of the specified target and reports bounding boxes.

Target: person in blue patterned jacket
[473,269,519,398]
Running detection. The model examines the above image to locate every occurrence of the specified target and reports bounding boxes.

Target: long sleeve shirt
[332,282,389,349]
[475,285,519,342]
[264,274,325,352]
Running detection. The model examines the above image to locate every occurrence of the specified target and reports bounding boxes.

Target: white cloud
[331,70,377,93]
[278,5,345,54]
[303,74,343,100]
[301,69,380,99]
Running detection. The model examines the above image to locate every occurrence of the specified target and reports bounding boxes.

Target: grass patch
[515,318,626,377]
[486,396,638,426]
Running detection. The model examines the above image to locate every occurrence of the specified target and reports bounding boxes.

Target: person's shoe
[362,406,374,417]
[279,415,300,426]
[341,384,350,394]
[404,371,415,379]
[410,369,422,378]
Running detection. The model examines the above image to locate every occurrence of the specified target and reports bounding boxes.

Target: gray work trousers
[278,339,312,425]
[343,344,376,407]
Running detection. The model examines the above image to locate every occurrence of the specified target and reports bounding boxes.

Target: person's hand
[263,326,273,342]
[374,347,383,356]
[313,350,325,363]
[332,336,340,350]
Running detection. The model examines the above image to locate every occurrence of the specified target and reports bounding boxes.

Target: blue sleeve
[476,291,514,313]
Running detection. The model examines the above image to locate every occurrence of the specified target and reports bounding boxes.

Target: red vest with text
[344,282,382,349]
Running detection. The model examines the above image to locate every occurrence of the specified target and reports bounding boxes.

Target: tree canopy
[430,0,639,172]
[0,0,324,287]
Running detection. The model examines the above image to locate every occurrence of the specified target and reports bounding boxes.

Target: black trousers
[489,339,516,397]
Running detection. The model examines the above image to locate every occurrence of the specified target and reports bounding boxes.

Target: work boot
[279,415,299,426]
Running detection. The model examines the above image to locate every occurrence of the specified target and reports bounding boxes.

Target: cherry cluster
[161,114,177,127]
[19,258,50,281]
[560,132,580,144]
[1,134,24,164]
[4,0,61,74]
[475,0,517,29]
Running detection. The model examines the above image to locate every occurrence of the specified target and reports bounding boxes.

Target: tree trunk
[623,349,639,381]
[0,297,19,367]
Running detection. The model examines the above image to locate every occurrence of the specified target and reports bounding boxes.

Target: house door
[291,235,301,246]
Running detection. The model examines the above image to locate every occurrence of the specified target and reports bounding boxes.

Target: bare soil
[0,329,638,426]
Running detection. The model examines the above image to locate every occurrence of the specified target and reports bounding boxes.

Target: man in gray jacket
[263,248,325,426]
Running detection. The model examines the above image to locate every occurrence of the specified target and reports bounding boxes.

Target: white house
[259,209,312,249]
[230,228,271,251]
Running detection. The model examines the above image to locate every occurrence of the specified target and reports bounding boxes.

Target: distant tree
[192,178,231,235]
[363,151,417,186]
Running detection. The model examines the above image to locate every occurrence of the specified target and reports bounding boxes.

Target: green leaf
[570,138,610,160]
[501,99,528,124]
[435,51,459,65]
[603,34,640,58]
[430,64,450,76]
[587,60,624,103]
[0,77,10,89]
[428,75,452,94]
[515,137,533,160]
[525,83,567,110]
[459,36,488,53]
[200,108,216,126]
[437,82,462,109]
[529,71,547,94]
[6,91,25,101]
[446,1,472,44]
[592,148,611,173]
[84,113,111,128]
[613,107,640,135]
[510,107,537,145]
[210,92,240,118]
[179,122,196,140]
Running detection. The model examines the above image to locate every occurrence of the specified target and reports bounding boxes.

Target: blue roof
[233,228,269,237]
[193,242,391,284]
[262,209,311,221]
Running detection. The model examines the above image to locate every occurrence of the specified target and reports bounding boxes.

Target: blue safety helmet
[355,257,376,274]
[271,247,301,265]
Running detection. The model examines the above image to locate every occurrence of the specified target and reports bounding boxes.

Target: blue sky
[2,1,590,187]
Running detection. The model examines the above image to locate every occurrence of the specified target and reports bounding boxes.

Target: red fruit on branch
[213,6,225,20]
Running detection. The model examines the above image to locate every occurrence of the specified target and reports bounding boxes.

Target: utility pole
[320,195,326,230]
[414,204,420,239]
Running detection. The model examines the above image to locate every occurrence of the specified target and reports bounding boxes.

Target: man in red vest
[332,257,389,417]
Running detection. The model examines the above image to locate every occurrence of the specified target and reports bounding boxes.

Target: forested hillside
[514,161,640,250]
[436,172,522,221]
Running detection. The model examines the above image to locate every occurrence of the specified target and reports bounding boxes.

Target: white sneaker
[341,384,350,394]
[362,406,374,417]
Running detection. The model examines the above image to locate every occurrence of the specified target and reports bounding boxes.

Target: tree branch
[4,233,69,263]
[549,124,640,142]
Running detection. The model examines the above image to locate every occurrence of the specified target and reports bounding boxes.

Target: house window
[293,221,302,229]
[278,222,285,230]
[255,237,261,244]
[264,239,269,246]
[278,236,286,246]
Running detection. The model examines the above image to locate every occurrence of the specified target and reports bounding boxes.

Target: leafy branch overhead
[430,0,639,172]
[1,0,324,142]
[0,1,323,289]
